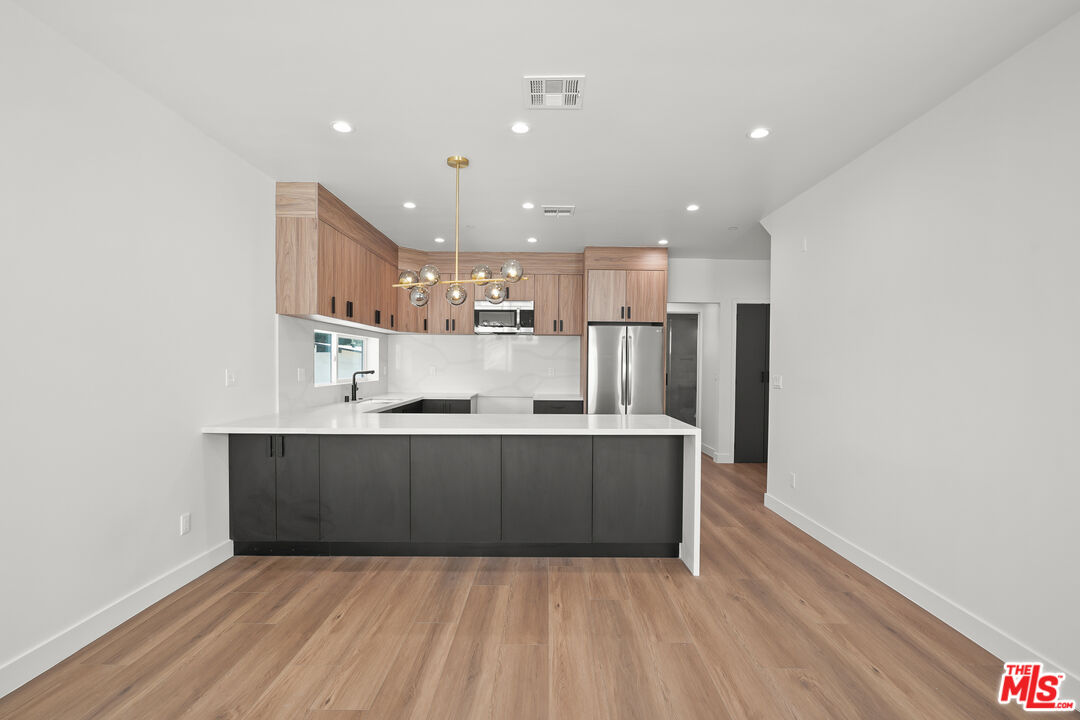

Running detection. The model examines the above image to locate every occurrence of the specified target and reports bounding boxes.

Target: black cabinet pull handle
[452,319,456,331]
[506,288,510,300]
[279,436,285,457]
[267,435,273,458]
[620,306,625,319]
[627,306,631,320]
[346,300,353,318]
[445,319,449,331]
[424,318,428,331]
[553,319,557,332]
[375,309,381,325]
[331,296,336,314]
[390,314,395,328]
[560,319,564,332]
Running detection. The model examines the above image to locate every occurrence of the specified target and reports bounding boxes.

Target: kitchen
[3,1,1078,718]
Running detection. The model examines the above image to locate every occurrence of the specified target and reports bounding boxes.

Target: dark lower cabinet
[533,400,584,414]
[592,436,683,543]
[411,435,500,542]
[420,398,472,414]
[502,436,592,543]
[319,436,410,541]
[229,434,319,542]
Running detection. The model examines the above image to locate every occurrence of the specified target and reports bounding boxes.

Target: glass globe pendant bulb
[484,282,506,304]
[409,286,430,307]
[418,264,441,286]
[446,283,467,306]
[397,269,419,286]
[501,259,523,283]
[470,264,492,286]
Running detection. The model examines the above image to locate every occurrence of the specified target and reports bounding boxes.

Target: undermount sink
[356,399,396,405]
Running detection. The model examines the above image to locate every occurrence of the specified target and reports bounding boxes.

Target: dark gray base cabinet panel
[274,435,320,541]
[319,436,410,541]
[228,435,319,542]
[532,400,584,415]
[502,436,592,543]
[421,399,472,414]
[592,436,683,543]
[229,435,276,542]
[411,435,500,542]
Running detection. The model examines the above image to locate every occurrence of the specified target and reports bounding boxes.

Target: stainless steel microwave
[474,300,534,334]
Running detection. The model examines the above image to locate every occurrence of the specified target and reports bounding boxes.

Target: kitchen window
[314,331,379,386]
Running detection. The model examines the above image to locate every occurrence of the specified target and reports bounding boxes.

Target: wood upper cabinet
[587,270,627,322]
[504,275,533,302]
[535,274,583,336]
[427,290,472,334]
[558,274,584,335]
[316,222,361,320]
[625,270,665,323]
[396,276,428,333]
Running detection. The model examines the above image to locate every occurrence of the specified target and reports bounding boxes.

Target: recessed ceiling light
[748,127,770,140]
[728,226,739,231]
[658,238,669,246]
[527,237,538,244]
[686,204,700,212]
[402,201,416,209]
[330,120,353,133]
[434,237,445,243]
[522,202,534,209]
[511,121,530,134]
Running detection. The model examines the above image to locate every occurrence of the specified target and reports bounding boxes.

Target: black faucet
[351,370,376,402]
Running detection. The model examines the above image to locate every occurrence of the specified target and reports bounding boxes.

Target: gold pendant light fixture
[395,156,524,307]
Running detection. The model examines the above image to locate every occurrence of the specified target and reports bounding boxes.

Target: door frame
[731,300,771,463]
[665,304,703,430]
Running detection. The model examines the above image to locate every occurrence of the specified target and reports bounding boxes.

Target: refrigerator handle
[625,330,633,408]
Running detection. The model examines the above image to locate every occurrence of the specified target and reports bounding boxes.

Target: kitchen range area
[204,179,702,574]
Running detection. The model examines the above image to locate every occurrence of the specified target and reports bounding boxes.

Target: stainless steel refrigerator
[587,323,665,414]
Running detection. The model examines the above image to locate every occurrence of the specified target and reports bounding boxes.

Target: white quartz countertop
[201,402,699,436]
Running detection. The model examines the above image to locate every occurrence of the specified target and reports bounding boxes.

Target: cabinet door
[504,275,533,302]
[558,274,583,335]
[533,400,584,414]
[229,435,277,541]
[533,275,560,335]
[502,436,592,543]
[587,270,627,322]
[396,281,428,333]
[445,399,472,413]
[320,436,410,541]
[411,436,501,542]
[373,257,397,329]
[428,292,453,334]
[317,223,342,318]
[625,271,666,323]
[450,297,472,334]
[592,436,682,543]
[275,435,320,541]
[422,399,448,413]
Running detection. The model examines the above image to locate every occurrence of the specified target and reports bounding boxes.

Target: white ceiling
[17,0,1078,259]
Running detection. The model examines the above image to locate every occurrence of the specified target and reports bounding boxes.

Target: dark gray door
[228,435,277,541]
[319,436,410,541]
[274,435,320,541]
[501,436,592,543]
[665,314,698,426]
[592,436,682,543]
[734,304,770,463]
[410,436,501,542]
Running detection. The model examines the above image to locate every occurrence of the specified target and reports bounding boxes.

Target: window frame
[313,330,379,387]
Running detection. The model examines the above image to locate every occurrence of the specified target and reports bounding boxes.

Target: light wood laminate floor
[0,461,1062,719]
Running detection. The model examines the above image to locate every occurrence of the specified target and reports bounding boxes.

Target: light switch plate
[224,369,237,387]
[179,513,191,536]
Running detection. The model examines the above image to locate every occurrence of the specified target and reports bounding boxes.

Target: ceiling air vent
[524,75,585,109]
[542,205,576,217]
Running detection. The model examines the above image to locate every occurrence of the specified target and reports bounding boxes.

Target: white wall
[762,14,1080,693]
[389,335,580,398]
[0,1,276,697]
[668,259,771,461]
[277,315,390,413]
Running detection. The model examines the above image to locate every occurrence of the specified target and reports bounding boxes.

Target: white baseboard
[763,494,1077,692]
[701,443,731,463]
[0,540,233,699]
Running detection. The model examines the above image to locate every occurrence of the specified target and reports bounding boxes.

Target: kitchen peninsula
[202,405,702,575]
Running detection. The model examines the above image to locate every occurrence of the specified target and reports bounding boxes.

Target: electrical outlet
[790,472,797,489]
[428,366,437,376]
[224,369,237,387]
[297,367,306,383]
[179,513,191,536]
[802,236,808,252]
[547,367,555,377]
[771,374,784,389]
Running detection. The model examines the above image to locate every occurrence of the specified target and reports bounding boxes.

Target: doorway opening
[666,313,699,427]
[734,303,770,463]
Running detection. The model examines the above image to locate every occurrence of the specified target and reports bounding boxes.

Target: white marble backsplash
[389,334,580,397]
